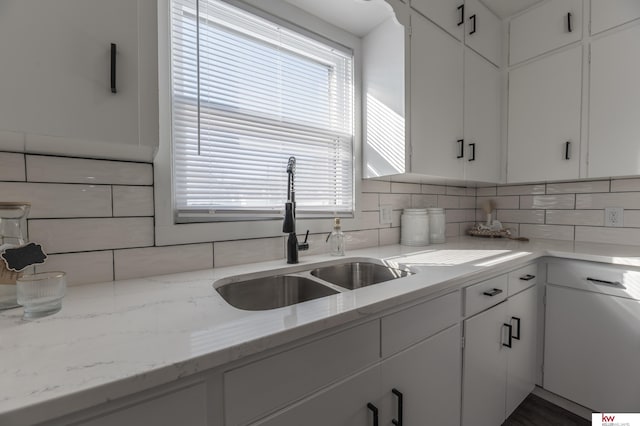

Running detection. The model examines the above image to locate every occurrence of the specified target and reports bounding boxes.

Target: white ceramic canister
[427,208,446,244]
[400,209,429,246]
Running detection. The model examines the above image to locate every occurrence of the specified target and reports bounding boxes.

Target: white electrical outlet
[605,207,624,227]
[380,205,393,224]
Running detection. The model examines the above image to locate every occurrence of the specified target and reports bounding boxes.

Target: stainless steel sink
[310,262,413,290]
[216,275,338,311]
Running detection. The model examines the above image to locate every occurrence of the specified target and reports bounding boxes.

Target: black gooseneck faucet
[283,156,309,264]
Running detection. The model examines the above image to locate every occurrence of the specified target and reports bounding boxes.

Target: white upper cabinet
[509,0,582,65]
[464,0,503,67]
[591,0,640,35]
[464,48,501,183]
[588,22,640,178]
[507,45,582,183]
[410,11,465,179]
[411,0,465,41]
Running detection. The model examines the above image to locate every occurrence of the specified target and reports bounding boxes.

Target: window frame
[155,0,365,246]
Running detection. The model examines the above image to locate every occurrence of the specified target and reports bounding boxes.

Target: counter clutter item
[16,271,66,320]
[400,208,429,246]
[427,208,446,243]
[327,218,345,256]
[0,202,31,310]
[468,224,530,241]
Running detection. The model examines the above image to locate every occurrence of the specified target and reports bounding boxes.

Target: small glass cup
[16,271,66,319]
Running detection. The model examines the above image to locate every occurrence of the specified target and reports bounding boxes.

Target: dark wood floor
[503,394,590,426]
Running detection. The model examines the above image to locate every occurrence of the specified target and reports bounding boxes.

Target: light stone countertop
[2,237,640,425]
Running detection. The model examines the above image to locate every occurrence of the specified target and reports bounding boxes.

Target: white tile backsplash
[497,184,545,196]
[476,187,497,196]
[519,224,574,241]
[611,178,640,192]
[0,182,112,218]
[113,186,154,217]
[360,193,379,211]
[379,227,400,246]
[114,244,213,280]
[214,237,284,267]
[391,182,421,194]
[26,155,153,185]
[445,186,467,196]
[36,251,114,286]
[497,209,545,224]
[361,179,390,193]
[344,229,379,250]
[411,194,438,208]
[576,193,640,209]
[575,226,640,245]
[380,193,412,210]
[437,195,460,209]
[520,194,575,210]
[546,210,604,226]
[547,180,609,194]
[421,184,447,195]
[476,196,519,209]
[0,152,25,181]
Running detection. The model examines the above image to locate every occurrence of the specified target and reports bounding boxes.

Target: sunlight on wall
[365,93,405,176]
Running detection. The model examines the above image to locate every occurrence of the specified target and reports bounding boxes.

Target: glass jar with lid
[0,202,31,309]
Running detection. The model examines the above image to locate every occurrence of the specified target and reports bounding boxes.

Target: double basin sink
[215,259,414,311]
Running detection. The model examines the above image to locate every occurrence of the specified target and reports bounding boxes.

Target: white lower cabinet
[462,285,537,426]
[544,261,640,412]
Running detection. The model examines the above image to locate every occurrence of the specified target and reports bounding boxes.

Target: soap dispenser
[328,218,345,256]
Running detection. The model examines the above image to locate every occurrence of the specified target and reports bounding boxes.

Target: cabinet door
[463,48,501,183]
[544,285,640,412]
[464,0,502,67]
[411,0,464,41]
[410,12,464,179]
[462,302,508,426]
[381,325,462,426]
[588,23,640,178]
[509,0,582,65]
[253,365,382,426]
[0,0,141,147]
[507,45,582,183]
[505,286,537,417]
[591,0,640,35]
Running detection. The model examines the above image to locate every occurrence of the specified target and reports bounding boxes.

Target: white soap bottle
[328,218,345,256]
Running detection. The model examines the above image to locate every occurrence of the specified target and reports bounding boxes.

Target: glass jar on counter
[0,202,31,309]
[401,208,429,246]
[427,208,446,244]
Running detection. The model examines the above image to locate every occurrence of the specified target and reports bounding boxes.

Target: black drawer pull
[483,288,503,297]
[586,277,626,289]
[502,323,512,348]
[564,141,571,160]
[457,139,464,158]
[367,403,379,426]
[110,43,117,94]
[457,4,464,26]
[468,143,476,161]
[469,14,477,35]
[567,12,573,33]
[511,316,521,340]
[519,274,535,281]
[392,388,403,426]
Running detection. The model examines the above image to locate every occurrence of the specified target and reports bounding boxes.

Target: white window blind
[170,0,354,221]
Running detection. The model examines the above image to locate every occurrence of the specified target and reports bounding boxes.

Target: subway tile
[35,251,114,286]
[465,187,477,197]
[411,194,438,209]
[546,210,604,226]
[576,193,640,209]
[519,224,574,241]
[26,155,153,185]
[29,217,154,254]
[497,210,545,224]
[476,187,497,196]
[359,211,384,230]
[421,184,446,195]
[391,182,421,194]
[379,227,400,246]
[575,226,640,246]
[114,244,213,280]
[361,179,390,193]
[520,194,575,210]
[437,195,460,209]
[380,193,411,210]
[497,184,545,196]
[459,222,475,234]
[113,186,154,217]
[611,178,640,192]
[459,196,476,209]
[476,196,519,209]
[445,186,467,196]
[360,193,379,211]
[445,223,460,237]
[0,152,25,181]
[501,223,520,237]
[445,209,469,223]
[214,237,284,267]
[623,211,640,228]
[0,182,112,218]
[391,210,402,227]
[547,180,610,194]
[344,229,378,250]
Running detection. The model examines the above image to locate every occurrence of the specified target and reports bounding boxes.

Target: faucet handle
[298,230,310,251]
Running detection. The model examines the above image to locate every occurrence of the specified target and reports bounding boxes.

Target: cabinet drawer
[591,0,640,35]
[509,0,582,65]
[381,291,460,357]
[464,274,508,316]
[507,263,538,296]
[547,260,640,300]
[224,321,380,425]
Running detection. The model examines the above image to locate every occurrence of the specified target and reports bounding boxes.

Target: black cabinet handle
[457,4,465,26]
[564,141,571,160]
[392,388,403,426]
[483,288,503,297]
[511,316,521,340]
[519,274,535,281]
[110,43,117,94]
[468,143,476,161]
[469,14,477,35]
[567,12,573,33]
[586,277,626,289]
[367,403,379,426]
[457,139,464,159]
[502,323,513,348]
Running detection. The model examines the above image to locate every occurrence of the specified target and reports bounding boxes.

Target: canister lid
[402,208,427,214]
